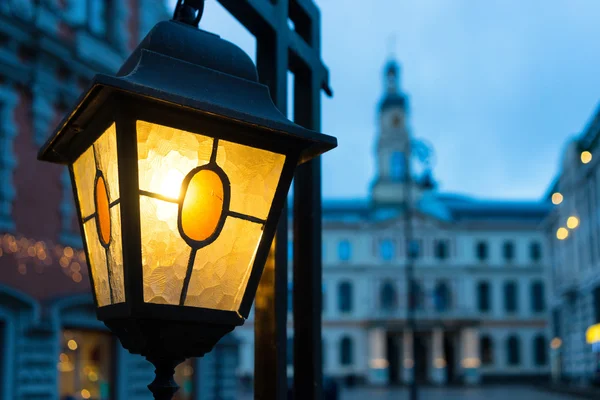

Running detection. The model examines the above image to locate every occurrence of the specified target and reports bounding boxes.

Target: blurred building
[236,60,552,386]
[544,105,600,386]
[0,2,241,400]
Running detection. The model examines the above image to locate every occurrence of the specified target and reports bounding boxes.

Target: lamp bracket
[173,0,205,27]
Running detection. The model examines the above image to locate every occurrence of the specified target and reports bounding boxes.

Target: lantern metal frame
[38,14,336,399]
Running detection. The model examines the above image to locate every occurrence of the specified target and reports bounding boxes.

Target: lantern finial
[173,0,205,27]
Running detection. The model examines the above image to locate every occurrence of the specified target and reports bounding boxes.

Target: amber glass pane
[82,219,111,307]
[72,123,124,306]
[185,217,263,310]
[136,120,285,311]
[95,175,111,246]
[180,169,224,242]
[216,140,285,219]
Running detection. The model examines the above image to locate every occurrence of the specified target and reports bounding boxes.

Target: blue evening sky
[167,0,600,201]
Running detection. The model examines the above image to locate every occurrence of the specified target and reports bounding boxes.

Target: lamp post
[404,138,433,400]
[37,1,337,399]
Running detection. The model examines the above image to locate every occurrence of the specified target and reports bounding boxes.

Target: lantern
[38,3,336,397]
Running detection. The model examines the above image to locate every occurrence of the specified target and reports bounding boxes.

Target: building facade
[545,104,600,386]
[237,60,553,386]
[0,2,240,400]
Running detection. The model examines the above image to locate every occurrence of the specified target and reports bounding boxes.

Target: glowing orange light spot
[95,175,111,246]
[180,169,225,242]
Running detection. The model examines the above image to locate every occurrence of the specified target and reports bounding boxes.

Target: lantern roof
[38,20,336,164]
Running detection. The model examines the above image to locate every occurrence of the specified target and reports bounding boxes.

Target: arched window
[530,241,542,262]
[379,239,395,261]
[480,336,494,365]
[338,282,353,313]
[531,281,545,312]
[477,282,491,312]
[433,281,451,312]
[533,335,547,366]
[475,241,488,261]
[380,281,397,311]
[504,281,518,313]
[338,240,351,262]
[390,151,406,181]
[503,241,515,262]
[507,335,520,366]
[340,336,354,366]
[409,280,424,311]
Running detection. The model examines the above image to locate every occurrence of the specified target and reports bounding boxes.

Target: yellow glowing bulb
[567,216,579,229]
[81,389,91,399]
[59,353,69,363]
[551,192,563,205]
[550,337,562,349]
[160,168,185,200]
[88,371,98,382]
[556,227,569,240]
[581,151,592,164]
[67,339,78,351]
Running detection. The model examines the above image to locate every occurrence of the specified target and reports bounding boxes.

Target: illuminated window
[338,240,351,261]
[59,329,114,400]
[174,358,195,400]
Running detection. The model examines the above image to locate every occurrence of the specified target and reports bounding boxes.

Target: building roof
[320,192,551,225]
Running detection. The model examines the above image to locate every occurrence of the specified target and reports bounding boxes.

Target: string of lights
[0,233,87,283]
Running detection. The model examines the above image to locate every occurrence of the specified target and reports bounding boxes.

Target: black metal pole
[254,5,289,399]
[293,64,323,400]
[403,153,418,400]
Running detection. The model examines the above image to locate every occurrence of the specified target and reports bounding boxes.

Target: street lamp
[37,1,337,399]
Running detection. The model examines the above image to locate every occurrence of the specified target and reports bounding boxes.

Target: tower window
[392,114,401,127]
[390,152,406,182]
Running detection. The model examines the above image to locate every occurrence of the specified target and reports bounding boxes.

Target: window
[390,151,406,181]
[407,239,421,260]
[338,240,351,262]
[594,287,600,323]
[174,358,195,400]
[434,240,449,260]
[409,280,424,311]
[480,336,493,365]
[531,281,545,312]
[338,281,353,313]
[287,337,293,366]
[507,335,520,366]
[552,309,561,339]
[530,241,542,262]
[533,335,548,366]
[59,329,114,400]
[340,336,353,366]
[433,281,451,312]
[503,241,515,262]
[477,282,491,312]
[380,281,397,311]
[504,282,518,313]
[475,241,488,261]
[379,239,395,261]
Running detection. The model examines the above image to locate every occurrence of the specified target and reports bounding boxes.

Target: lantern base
[147,357,185,400]
[104,318,235,359]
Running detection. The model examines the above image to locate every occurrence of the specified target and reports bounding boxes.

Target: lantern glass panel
[136,121,285,311]
[72,123,126,306]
